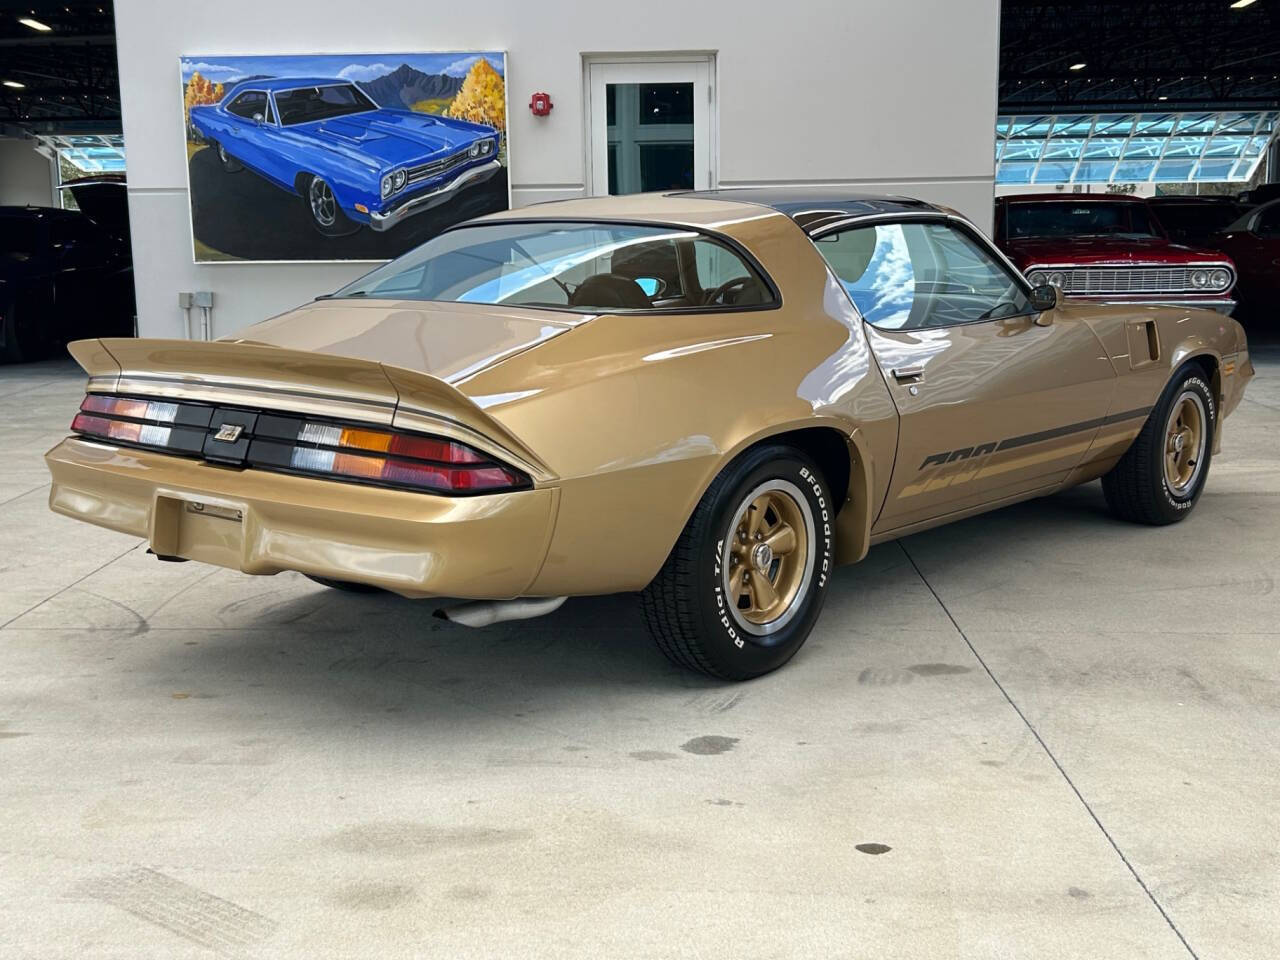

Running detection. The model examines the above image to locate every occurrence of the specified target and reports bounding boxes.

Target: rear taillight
[68,394,530,495]
[255,418,528,493]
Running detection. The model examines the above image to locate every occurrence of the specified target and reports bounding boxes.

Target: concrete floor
[0,345,1276,960]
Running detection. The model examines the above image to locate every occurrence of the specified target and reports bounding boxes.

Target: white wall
[0,138,55,206]
[114,0,1001,338]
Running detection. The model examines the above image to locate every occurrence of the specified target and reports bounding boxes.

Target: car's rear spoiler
[67,338,555,481]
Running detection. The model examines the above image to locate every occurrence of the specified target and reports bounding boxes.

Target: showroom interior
[1,0,1278,957]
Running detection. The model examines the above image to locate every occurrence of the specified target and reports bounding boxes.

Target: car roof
[228,77,349,94]
[998,193,1145,204]
[1147,195,1243,204]
[476,188,945,236]
[1223,197,1280,233]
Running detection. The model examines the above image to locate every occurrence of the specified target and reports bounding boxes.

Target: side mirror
[1029,283,1059,315]
[252,112,265,125]
[634,276,667,298]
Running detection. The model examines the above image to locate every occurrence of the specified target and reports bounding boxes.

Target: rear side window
[334,221,777,312]
[226,91,272,122]
[816,221,1032,329]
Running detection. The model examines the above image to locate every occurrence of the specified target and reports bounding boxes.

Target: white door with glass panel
[586,58,714,196]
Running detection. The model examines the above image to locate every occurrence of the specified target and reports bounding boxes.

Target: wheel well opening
[764,427,852,514]
[1189,354,1220,405]
[294,172,312,195]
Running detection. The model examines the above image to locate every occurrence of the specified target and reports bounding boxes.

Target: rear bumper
[44,437,556,599]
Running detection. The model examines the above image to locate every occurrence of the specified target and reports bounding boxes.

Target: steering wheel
[703,276,752,305]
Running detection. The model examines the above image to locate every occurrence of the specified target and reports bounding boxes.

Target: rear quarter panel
[453,212,900,594]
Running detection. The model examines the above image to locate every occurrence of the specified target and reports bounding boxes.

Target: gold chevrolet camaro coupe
[45,189,1254,680]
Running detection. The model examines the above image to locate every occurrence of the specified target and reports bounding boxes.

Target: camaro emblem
[213,423,244,443]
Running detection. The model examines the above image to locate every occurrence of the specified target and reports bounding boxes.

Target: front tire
[1102,364,1216,525]
[303,175,359,237]
[640,445,835,680]
[215,142,242,173]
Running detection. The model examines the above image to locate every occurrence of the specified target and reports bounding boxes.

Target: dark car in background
[993,193,1236,313]
[1147,196,1251,247]
[0,177,134,363]
[1209,199,1280,319]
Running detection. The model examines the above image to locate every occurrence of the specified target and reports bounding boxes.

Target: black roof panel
[672,188,942,233]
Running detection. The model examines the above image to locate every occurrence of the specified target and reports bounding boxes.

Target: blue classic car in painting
[189,77,501,236]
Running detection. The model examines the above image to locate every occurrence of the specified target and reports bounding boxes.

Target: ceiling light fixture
[18,16,52,30]
[3,80,25,89]
[1229,0,1258,8]
[1069,63,1086,71]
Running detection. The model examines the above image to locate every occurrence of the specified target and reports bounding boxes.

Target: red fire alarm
[529,92,553,117]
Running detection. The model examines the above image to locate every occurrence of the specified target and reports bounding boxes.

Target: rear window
[332,221,777,312]
[1005,201,1158,239]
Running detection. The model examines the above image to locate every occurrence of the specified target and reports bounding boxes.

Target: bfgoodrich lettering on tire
[1102,364,1216,525]
[640,444,834,680]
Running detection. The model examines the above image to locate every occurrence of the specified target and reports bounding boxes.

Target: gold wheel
[722,479,815,637]
[1164,390,1207,497]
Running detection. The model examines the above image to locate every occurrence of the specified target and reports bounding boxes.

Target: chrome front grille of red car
[1052,267,1228,296]
[406,147,474,185]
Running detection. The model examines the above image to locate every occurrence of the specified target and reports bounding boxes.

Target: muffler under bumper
[433,596,567,628]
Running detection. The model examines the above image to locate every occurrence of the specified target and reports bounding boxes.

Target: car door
[1219,203,1280,302]
[813,216,1116,533]
[221,90,273,174]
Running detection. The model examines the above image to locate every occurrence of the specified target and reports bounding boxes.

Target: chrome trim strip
[109,375,397,425]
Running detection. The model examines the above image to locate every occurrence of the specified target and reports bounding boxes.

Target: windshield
[331,221,777,312]
[1006,201,1159,239]
[275,84,377,125]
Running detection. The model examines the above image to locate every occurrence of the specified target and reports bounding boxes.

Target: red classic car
[1206,199,1280,318]
[993,194,1236,314]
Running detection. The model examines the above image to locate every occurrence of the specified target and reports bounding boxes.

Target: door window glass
[816,222,1032,329]
[226,91,269,120]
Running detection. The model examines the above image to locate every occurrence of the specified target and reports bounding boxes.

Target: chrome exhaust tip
[433,596,567,628]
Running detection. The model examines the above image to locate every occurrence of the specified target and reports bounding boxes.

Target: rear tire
[1101,364,1215,525]
[640,444,835,680]
[304,575,382,594]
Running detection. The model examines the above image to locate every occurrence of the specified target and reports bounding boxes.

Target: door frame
[581,52,717,197]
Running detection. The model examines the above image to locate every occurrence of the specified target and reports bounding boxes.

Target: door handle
[892,365,925,382]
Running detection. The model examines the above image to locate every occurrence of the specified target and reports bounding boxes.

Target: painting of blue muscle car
[191,77,500,236]
[181,53,509,262]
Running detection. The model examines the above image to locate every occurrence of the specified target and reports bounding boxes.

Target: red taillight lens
[286,420,526,493]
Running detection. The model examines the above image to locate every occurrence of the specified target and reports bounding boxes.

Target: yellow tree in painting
[184,72,225,131]
[445,59,506,132]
